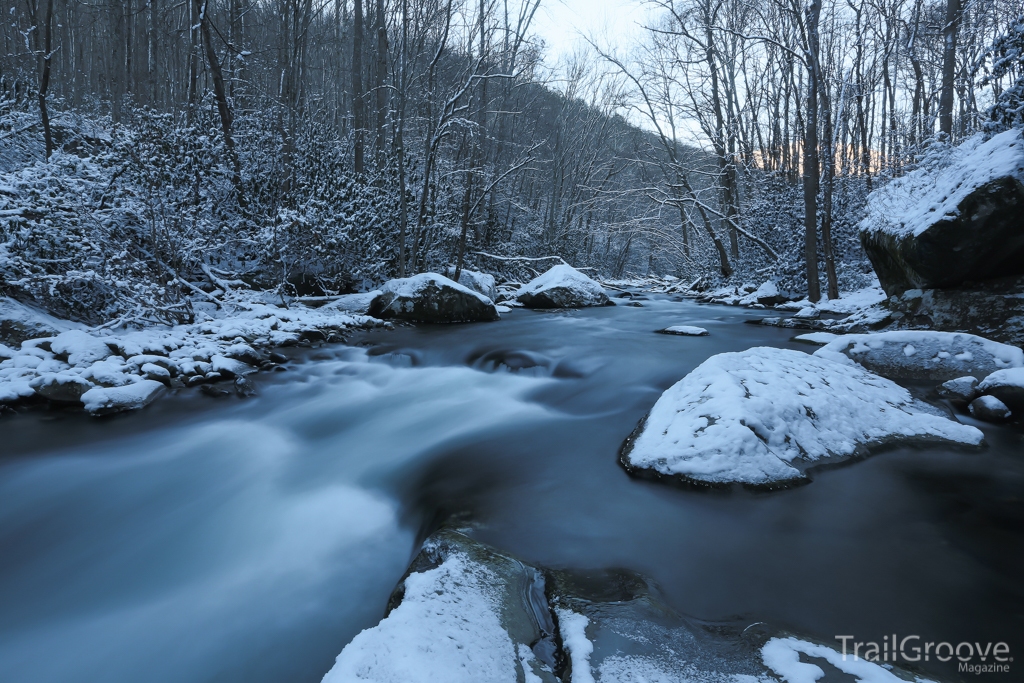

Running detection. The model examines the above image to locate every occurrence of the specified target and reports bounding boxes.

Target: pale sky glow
[531,0,650,66]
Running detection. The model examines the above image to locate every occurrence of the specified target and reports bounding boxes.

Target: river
[1,296,1021,682]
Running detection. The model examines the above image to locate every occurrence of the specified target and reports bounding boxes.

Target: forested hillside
[1,0,1022,325]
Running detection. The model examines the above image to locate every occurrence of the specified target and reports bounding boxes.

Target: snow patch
[762,637,933,683]
[555,609,595,683]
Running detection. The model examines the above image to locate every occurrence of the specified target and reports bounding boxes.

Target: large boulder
[813,330,1023,381]
[515,265,611,308]
[369,274,499,323]
[860,130,1024,296]
[621,347,983,488]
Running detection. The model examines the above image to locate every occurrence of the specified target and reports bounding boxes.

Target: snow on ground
[861,129,1024,239]
[761,637,934,683]
[0,296,380,414]
[555,609,596,683]
[793,332,839,345]
[776,284,887,315]
[516,265,610,307]
[321,553,517,683]
[623,347,983,486]
[658,325,709,336]
[813,330,1024,380]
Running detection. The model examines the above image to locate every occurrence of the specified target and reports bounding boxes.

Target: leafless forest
[1,0,1022,324]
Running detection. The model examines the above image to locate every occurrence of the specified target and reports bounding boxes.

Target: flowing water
[1,297,1022,683]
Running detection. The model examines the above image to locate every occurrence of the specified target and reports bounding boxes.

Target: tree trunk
[803,0,822,303]
[938,0,962,137]
[352,0,365,175]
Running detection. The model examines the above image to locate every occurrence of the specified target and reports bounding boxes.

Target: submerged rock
[621,347,983,488]
[813,330,1023,381]
[516,265,611,308]
[860,130,1024,296]
[369,274,500,323]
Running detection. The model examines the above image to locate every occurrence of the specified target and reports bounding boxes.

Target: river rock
[322,528,559,683]
[860,130,1024,297]
[210,354,257,378]
[881,281,1024,347]
[813,330,1024,381]
[81,380,165,415]
[140,363,171,385]
[936,375,980,404]
[621,347,983,488]
[656,325,708,336]
[30,373,94,403]
[368,274,499,323]
[224,343,261,366]
[970,395,1013,422]
[739,281,786,306]
[977,367,1024,412]
[49,330,114,366]
[515,265,611,308]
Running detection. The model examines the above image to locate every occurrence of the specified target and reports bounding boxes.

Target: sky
[530,0,649,66]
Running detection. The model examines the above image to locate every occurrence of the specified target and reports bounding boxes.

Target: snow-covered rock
[0,297,85,345]
[936,376,980,403]
[515,265,611,308]
[81,380,165,415]
[210,354,257,378]
[969,395,1013,422]
[50,330,114,366]
[762,637,934,683]
[977,367,1024,412]
[792,306,820,319]
[621,347,983,487]
[656,325,709,336]
[30,373,93,403]
[860,129,1024,295]
[321,290,382,315]
[369,273,500,323]
[322,529,557,683]
[793,332,840,346]
[813,330,1023,380]
[448,268,498,301]
[739,281,786,306]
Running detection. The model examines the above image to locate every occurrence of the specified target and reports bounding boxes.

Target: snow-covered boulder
[447,268,498,301]
[621,347,983,487]
[738,281,786,306]
[81,380,165,415]
[0,297,85,345]
[656,325,709,336]
[969,395,1012,422]
[30,373,93,403]
[813,330,1023,381]
[323,529,557,683]
[515,265,611,308]
[860,129,1024,296]
[50,330,114,366]
[369,274,499,323]
[978,367,1024,412]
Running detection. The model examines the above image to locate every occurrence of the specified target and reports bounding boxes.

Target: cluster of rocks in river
[0,265,613,416]
[322,527,937,683]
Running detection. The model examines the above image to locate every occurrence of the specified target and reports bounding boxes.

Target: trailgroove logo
[835,635,1012,674]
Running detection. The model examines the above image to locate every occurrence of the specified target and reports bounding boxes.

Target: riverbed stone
[30,373,93,403]
[977,367,1024,412]
[516,265,611,308]
[369,274,500,323]
[970,395,1013,422]
[936,375,980,404]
